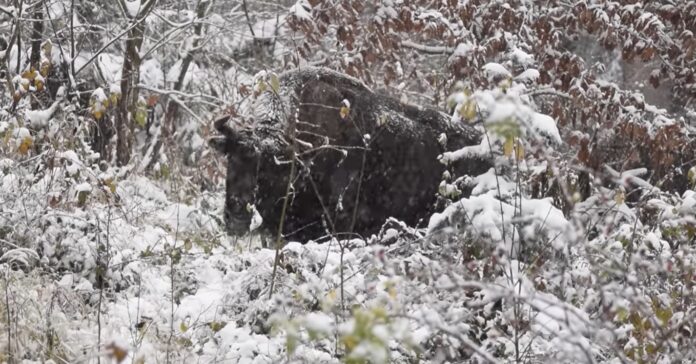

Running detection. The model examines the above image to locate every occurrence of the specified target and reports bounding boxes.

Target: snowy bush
[3,0,696,363]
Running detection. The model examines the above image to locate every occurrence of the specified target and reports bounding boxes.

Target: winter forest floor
[4,0,696,363]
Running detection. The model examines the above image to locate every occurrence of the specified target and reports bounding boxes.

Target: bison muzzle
[210,67,488,242]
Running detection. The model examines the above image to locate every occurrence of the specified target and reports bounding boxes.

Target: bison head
[209,116,264,236]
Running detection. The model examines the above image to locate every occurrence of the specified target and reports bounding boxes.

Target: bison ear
[208,132,259,158]
[209,114,238,154]
[214,115,232,134]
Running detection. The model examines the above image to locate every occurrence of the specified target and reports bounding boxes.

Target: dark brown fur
[210,68,489,242]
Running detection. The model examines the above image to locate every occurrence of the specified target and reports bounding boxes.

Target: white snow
[439,137,490,164]
[510,47,535,66]
[303,312,334,335]
[530,112,562,144]
[515,68,540,82]
[74,182,92,192]
[249,204,263,231]
[428,191,570,251]
[25,100,60,129]
[471,168,517,196]
[289,0,312,21]
[124,0,141,17]
[452,42,474,57]
[483,62,512,80]
[92,87,107,103]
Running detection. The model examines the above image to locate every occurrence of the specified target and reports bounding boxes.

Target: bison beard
[210,67,489,242]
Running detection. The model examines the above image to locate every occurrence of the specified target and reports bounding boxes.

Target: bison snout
[224,209,253,236]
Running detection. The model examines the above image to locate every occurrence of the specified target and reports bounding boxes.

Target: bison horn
[209,116,259,158]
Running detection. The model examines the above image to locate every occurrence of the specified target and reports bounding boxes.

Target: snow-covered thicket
[2,0,696,363]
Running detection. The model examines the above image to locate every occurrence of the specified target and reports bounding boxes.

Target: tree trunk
[116,21,145,166]
[29,3,43,110]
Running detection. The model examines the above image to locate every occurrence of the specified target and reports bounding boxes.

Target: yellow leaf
[341,334,358,351]
[286,332,298,355]
[656,306,672,326]
[503,137,514,157]
[208,321,227,332]
[40,60,51,77]
[326,289,337,302]
[256,79,267,94]
[2,129,11,146]
[105,179,117,193]
[180,321,188,332]
[21,69,37,81]
[18,136,32,155]
[615,307,629,322]
[106,342,128,363]
[93,110,103,120]
[134,108,147,128]
[110,93,120,105]
[614,188,625,205]
[270,73,280,93]
[515,140,525,161]
[459,99,477,121]
[646,343,657,355]
[35,79,45,92]
[340,106,350,119]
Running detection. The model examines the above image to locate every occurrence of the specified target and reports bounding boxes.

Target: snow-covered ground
[0,146,603,363]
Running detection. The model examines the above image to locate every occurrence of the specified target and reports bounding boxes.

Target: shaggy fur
[210,67,489,242]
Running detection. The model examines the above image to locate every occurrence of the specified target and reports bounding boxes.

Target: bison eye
[208,137,231,154]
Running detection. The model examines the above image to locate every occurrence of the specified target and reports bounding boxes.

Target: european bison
[210,67,488,242]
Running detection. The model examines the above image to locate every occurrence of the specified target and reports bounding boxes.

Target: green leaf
[286,333,298,355]
[487,118,520,139]
[458,99,477,122]
[134,108,148,128]
[77,190,89,206]
[655,306,672,326]
[503,136,514,157]
[256,79,267,94]
[270,73,280,93]
[208,321,227,332]
[616,307,629,322]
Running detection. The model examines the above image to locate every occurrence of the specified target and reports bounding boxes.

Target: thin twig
[4,268,13,364]
[73,14,151,76]
[268,121,297,299]
[241,0,255,38]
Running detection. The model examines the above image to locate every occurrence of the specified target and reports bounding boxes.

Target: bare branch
[400,40,454,55]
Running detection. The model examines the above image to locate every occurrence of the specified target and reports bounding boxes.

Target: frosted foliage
[4,0,696,363]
